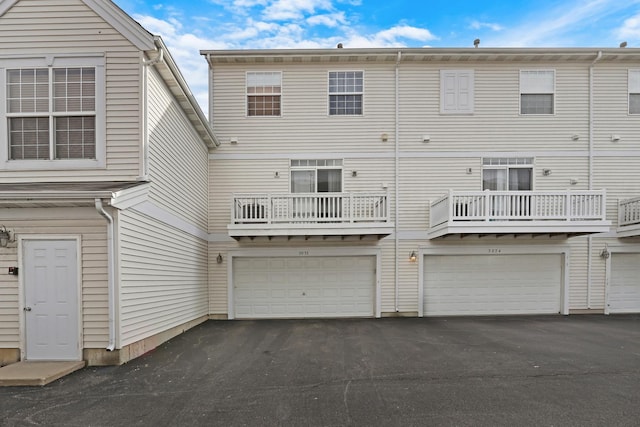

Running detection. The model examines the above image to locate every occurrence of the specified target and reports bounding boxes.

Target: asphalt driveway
[1,315,639,426]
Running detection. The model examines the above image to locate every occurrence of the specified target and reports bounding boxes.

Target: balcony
[429,190,611,239]
[228,192,393,240]
[618,196,640,237]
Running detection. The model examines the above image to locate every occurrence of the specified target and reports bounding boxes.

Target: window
[291,159,343,219]
[1,55,104,169]
[328,71,363,115]
[441,70,474,114]
[246,72,281,116]
[520,70,554,114]
[482,158,533,191]
[629,70,640,114]
[6,67,96,160]
[290,159,342,193]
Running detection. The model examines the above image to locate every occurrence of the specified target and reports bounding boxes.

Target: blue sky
[113,0,640,114]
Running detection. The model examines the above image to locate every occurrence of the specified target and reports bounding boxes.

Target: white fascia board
[111,183,151,210]
[82,0,155,51]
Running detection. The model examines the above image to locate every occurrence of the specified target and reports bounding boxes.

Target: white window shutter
[441,70,474,114]
[629,70,640,93]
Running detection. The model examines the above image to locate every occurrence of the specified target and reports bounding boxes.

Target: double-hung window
[328,71,363,115]
[246,71,281,116]
[520,70,555,115]
[440,70,474,114]
[628,69,640,114]
[1,56,104,168]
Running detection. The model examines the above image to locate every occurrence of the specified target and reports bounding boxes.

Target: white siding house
[0,0,217,366]
[202,48,640,320]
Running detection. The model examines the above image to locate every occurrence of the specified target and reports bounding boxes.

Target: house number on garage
[488,249,502,254]
[298,251,310,256]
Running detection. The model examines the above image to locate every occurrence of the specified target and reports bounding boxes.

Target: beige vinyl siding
[209,158,289,233]
[0,0,142,182]
[594,157,640,228]
[211,64,396,153]
[0,208,108,348]
[593,64,640,150]
[0,246,19,347]
[399,63,590,152]
[119,210,208,346]
[147,67,209,229]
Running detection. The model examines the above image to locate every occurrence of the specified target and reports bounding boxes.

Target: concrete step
[0,361,85,386]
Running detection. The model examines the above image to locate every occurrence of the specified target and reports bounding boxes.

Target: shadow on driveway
[2,315,640,426]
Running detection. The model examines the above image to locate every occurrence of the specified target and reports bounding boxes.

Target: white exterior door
[423,254,562,316]
[609,253,640,313]
[23,239,80,360]
[233,256,375,319]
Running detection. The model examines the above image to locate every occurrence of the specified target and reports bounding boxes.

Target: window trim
[327,70,364,116]
[482,157,535,191]
[519,69,556,116]
[628,69,640,115]
[289,159,344,193]
[440,69,475,115]
[0,55,105,170]
[245,71,282,118]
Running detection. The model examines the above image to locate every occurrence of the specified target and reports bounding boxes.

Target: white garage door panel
[234,256,375,319]
[609,253,640,313]
[424,254,562,316]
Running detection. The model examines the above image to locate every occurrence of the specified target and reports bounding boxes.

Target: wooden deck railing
[430,190,607,228]
[619,196,640,227]
[231,192,389,224]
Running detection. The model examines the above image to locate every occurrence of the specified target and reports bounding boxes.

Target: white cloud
[482,0,640,47]
[307,12,347,27]
[617,13,640,40]
[469,20,504,31]
[373,25,437,45]
[263,0,333,21]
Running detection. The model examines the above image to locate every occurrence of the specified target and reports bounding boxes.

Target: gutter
[587,51,603,310]
[150,37,220,148]
[394,50,402,313]
[95,199,116,351]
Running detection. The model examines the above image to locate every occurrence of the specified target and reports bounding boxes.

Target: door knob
[23,307,32,312]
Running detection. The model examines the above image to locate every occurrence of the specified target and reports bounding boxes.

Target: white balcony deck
[429,190,611,239]
[618,196,640,237]
[228,192,393,240]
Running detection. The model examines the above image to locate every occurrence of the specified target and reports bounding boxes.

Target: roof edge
[0,0,18,17]
[154,37,219,148]
[82,0,155,51]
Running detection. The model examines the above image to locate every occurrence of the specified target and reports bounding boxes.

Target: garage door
[423,254,562,316]
[609,253,640,313]
[233,256,375,319]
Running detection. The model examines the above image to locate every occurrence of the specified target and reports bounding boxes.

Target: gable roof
[0,0,218,148]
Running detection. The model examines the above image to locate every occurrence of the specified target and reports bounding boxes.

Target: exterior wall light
[543,169,552,176]
[409,251,417,262]
[611,135,621,142]
[216,253,223,264]
[0,226,12,248]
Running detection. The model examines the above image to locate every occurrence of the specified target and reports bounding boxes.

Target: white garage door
[233,256,375,319]
[424,254,562,316]
[609,253,640,313]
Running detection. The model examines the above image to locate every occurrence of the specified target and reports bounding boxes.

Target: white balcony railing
[231,192,390,225]
[430,190,607,228]
[619,196,640,227]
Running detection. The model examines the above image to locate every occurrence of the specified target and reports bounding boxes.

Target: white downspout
[394,51,401,313]
[95,199,116,351]
[587,51,602,310]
